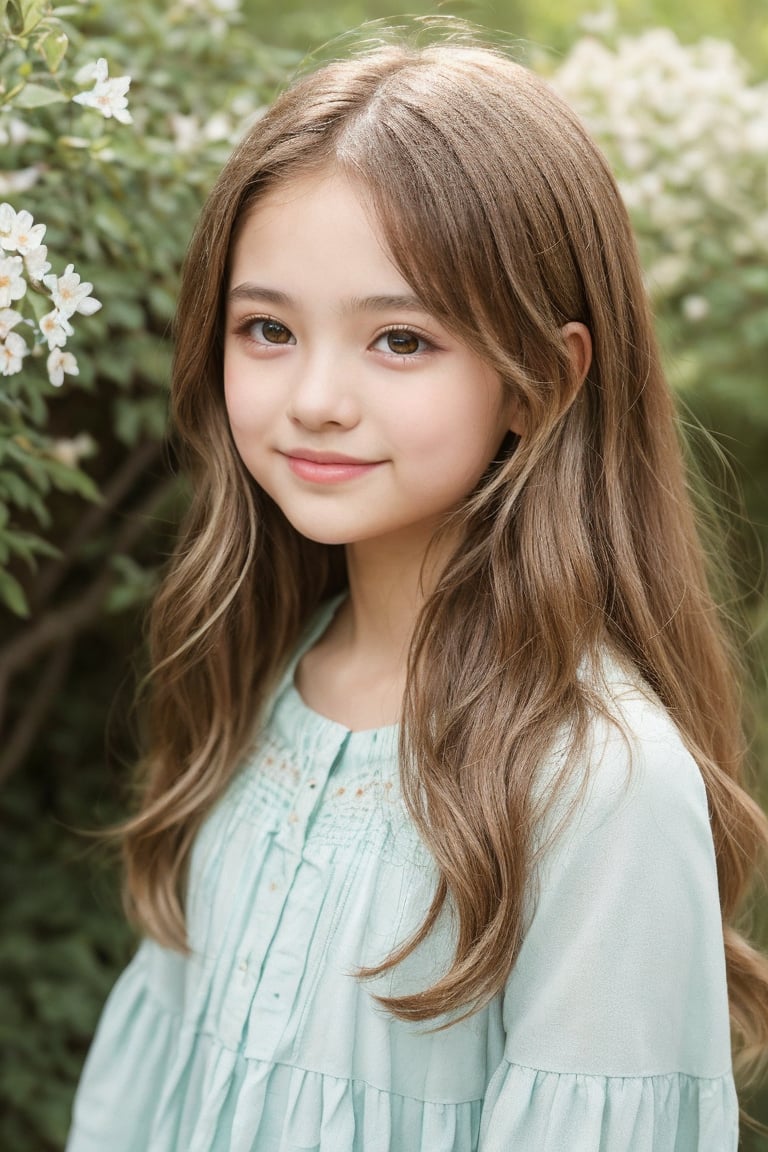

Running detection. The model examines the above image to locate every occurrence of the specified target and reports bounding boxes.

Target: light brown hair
[120,34,768,1091]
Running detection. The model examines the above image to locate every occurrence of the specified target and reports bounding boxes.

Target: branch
[0,476,177,741]
[0,640,73,786]
[30,437,166,610]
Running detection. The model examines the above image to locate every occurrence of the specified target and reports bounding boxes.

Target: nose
[287,347,360,431]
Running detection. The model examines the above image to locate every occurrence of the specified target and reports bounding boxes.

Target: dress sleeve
[478,700,739,1151]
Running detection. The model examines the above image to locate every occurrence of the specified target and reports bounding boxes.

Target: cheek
[223,364,266,435]
[395,383,506,466]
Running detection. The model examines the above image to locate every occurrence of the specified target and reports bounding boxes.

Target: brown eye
[385,329,421,355]
[260,319,293,344]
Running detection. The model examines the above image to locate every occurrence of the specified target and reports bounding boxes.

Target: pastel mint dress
[66,598,738,1151]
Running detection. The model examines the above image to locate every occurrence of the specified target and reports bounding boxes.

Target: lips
[282,448,376,465]
[280,448,383,484]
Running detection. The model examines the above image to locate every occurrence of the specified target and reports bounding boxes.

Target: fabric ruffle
[68,955,484,1152]
[69,953,737,1152]
[479,1060,738,1151]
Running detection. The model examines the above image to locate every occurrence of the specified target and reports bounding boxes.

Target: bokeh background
[1,1,767,1148]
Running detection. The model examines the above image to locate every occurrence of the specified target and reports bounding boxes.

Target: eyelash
[373,324,435,358]
[234,315,295,347]
[233,315,437,358]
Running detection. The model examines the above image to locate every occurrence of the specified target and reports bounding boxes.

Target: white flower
[48,432,95,468]
[24,243,51,281]
[0,254,26,307]
[579,8,617,37]
[170,113,201,153]
[47,348,79,387]
[39,308,74,350]
[0,308,22,339]
[0,166,44,196]
[42,264,101,319]
[553,27,768,320]
[8,118,30,146]
[681,294,710,321]
[72,58,133,125]
[1,208,46,255]
[1,330,28,375]
[0,202,15,237]
[177,0,240,12]
[203,113,232,142]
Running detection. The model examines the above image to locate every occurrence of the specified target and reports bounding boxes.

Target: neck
[293,525,457,732]
[340,525,453,665]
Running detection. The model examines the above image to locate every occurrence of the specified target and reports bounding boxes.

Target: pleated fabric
[67,598,738,1151]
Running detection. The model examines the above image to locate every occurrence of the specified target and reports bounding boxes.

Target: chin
[278,514,358,547]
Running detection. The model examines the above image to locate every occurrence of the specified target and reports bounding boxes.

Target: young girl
[67,32,768,1152]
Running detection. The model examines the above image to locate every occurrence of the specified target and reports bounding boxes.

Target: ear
[504,323,592,437]
[506,395,525,437]
[562,321,592,388]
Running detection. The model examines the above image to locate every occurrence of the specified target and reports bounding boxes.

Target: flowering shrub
[0,0,293,621]
[552,28,768,417]
[1,204,102,388]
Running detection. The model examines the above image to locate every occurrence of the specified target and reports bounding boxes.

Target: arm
[479,697,737,1151]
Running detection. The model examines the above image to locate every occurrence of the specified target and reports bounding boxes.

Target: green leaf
[105,552,156,613]
[40,29,68,73]
[0,568,29,616]
[0,469,31,508]
[3,528,59,566]
[43,459,101,502]
[11,81,66,108]
[18,0,47,33]
[4,440,51,493]
[4,0,24,35]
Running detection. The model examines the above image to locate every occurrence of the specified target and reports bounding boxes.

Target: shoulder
[535,651,711,861]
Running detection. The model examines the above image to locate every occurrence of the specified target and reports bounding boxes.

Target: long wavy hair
[120,35,768,1086]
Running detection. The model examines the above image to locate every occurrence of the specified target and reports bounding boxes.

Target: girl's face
[224,171,518,552]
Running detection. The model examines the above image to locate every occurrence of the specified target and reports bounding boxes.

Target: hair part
[117,35,768,1097]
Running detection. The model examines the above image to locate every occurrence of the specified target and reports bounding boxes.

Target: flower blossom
[43,264,101,319]
[24,243,51,281]
[48,433,94,468]
[0,308,22,340]
[681,295,710,322]
[1,331,28,375]
[553,30,768,316]
[0,207,46,255]
[0,205,100,379]
[0,166,43,196]
[39,308,74,350]
[72,58,132,125]
[0,255,26,307]
[170,113,201,153]
[47,348,79,387]
[0,202,14,231]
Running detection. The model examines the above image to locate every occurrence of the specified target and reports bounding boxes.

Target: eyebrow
[227,283,428,314]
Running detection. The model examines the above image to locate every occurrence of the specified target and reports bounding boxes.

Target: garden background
[1,0,768,1148]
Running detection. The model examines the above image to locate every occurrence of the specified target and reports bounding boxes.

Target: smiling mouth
[281,450,384,484]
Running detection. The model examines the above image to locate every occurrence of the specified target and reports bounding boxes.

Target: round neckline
[286,679,400,740]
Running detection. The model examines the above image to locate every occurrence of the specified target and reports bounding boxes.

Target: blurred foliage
[1,0,768,1149]
[241,0,768,75]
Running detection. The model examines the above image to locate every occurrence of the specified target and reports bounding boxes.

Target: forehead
[227,171,414,298]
